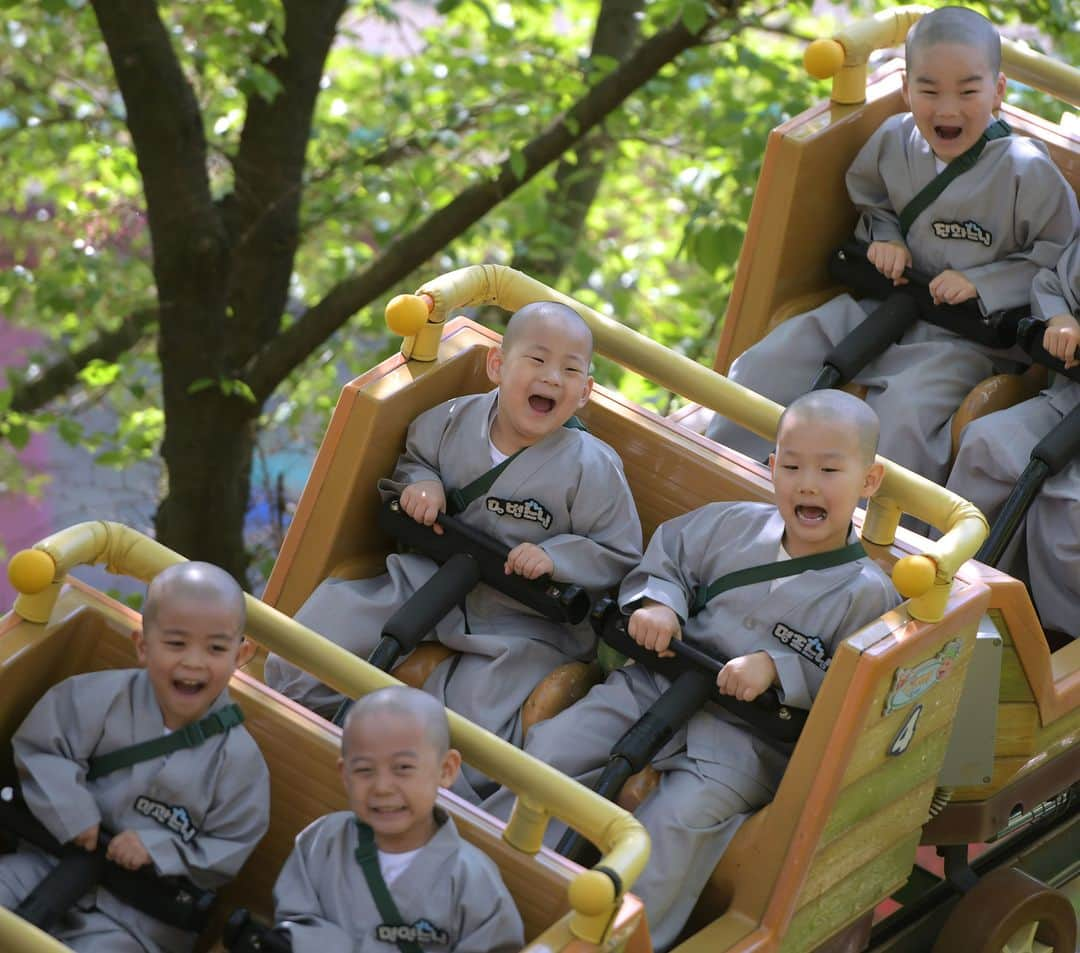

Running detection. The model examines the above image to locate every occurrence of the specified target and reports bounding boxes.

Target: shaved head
[906,6,1001,75]
[502,301,593,360]
[778,391,880,466]
[143,561,245,635]
[343,686,451,758]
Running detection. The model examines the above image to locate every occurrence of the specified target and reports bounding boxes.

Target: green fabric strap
[898,118,1011,238]
[689,538,867,618]
[445,415,587,515]
[354,821,424,953]
[85,703,245,782]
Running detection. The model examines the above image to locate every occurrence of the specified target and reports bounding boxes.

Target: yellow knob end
[386,294,431,337]
[568,869,616,917]
[8,549,56,594]
[805,38,845,79]
[893,555,937,599]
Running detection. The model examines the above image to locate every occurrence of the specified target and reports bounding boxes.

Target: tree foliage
[0,0,1075,584]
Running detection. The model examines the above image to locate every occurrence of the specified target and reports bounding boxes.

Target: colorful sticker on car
[883,638,962,715]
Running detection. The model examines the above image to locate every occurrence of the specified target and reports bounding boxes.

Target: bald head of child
[486,301,595,455]
[136,561,253,730]
[769,391,885,558]
[339,687,462,852]
[903,7,1005,163]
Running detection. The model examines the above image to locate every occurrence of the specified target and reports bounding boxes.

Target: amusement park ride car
[2,6,1077,952]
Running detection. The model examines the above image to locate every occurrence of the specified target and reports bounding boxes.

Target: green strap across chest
[689,538,867,618]
[85,704,245,782]
[898,118,1011,239]
[354,821,424,953]
[445,415,586,516]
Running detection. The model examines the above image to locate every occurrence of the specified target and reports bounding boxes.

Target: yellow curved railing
[0,909,70,953]
[386,264,988,623]
[803,4,1080,106]
[6,524,649,946]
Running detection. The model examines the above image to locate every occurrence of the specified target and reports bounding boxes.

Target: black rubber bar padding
[815,292,921,386]
[223,908,294,952]
[1032,401,1080,474]
[975,459,1049,567]
[15,848,105,930]
[592,601,806,744]
[829,242,1025,350]
[368,552,481,671]
[377,498,590,624]
[0,787,216,933]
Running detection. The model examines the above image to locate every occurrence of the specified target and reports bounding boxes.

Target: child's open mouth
[528,395,555,413]
[935,125,962,141]
[173,679,206,696]
[795,505,827,523]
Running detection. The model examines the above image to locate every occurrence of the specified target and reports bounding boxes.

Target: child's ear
[235,637,256,669]
[993,71,1006,110]
[439,748,462,788]
[337,755,347,788]
[863,460,886,498]
[133,629,148,664]
[577,375,594,407]
[901,71,911,109]
[767,452,777,479]
[486,345,505,385]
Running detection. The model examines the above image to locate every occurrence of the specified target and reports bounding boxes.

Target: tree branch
[7,308,157,414]
[222,0,348,365]
[90,0,217,233]
[247,14,709,400]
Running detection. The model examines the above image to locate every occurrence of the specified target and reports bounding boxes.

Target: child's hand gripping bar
[814,241,1026,390]
[1016,316,1080,384]
[0,785,216,933]
[370,497,591,670]
[592,600,806,744]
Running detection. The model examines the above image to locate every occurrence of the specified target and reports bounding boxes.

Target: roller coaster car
[1,327,1074,951]
[687,34,1080,870]
[251,261,1068,951]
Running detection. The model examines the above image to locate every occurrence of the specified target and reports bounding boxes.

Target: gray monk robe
[274,810,524,953]
[266,389,643,744]
[707,113,1079,486]
[0,669,270,953]
[947,238,1080,639]
[484,502,899,952]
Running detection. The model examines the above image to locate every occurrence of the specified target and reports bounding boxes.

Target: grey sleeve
[452,859,525,953]
[617,509,701,622]
[1032,240,1080,321]
[273,840,356,953]
[139,737,271,887]
[379,403,450,499]
[541,452,643,591]
[966,160,1080,314]
[13,679,103,844]
[847,122,904,246]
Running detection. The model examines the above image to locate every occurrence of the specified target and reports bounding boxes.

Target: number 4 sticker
[888,704,923,756]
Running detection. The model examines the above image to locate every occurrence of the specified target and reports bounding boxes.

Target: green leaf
[187,378,215,395]
[681,1,709,35]
[57,418,83,446]
[6,421,30,450]
[94,449,127,467]
[78,359,122,388]
[509,150,527,181]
